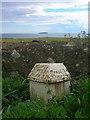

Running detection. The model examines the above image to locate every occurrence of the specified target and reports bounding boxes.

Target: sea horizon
[0,33,77,38]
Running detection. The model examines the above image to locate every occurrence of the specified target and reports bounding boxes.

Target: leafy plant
[2,73,30,109]
[2,75,89,119]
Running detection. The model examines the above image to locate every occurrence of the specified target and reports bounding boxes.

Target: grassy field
[2,74,89,119]
[1,37,89,43]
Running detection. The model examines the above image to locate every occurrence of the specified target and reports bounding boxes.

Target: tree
[68,33,71,38]
[81,31,86,38]
[64,34,67,38]
[87,33,90,38]
[77,33,81,39]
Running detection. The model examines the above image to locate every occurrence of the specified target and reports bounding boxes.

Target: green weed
[2,75,89,119]
[2,73,30,109]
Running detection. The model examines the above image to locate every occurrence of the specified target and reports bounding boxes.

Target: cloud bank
[1,0,89,33]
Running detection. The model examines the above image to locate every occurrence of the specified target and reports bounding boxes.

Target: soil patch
[2,38,89,78]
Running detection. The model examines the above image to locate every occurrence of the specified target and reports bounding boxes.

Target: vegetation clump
[2,74,89,119]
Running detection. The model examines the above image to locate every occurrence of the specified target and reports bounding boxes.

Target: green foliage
[2,75,89,119]
[2,73,30,109]
[75,110,83,118]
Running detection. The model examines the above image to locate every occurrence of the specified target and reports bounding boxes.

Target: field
[2,37,89,77]
[1,37,89,119]
[1,37,89,42]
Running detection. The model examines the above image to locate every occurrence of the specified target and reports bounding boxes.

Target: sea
[0,33,76,38]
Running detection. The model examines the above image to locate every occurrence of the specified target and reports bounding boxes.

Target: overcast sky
[1,0,89,33]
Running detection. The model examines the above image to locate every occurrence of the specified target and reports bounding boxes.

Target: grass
[2,72,30,109]
[2,73,89,119]
[1,37,89,43]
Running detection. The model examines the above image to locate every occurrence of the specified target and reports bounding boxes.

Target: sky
[0,0,89,34]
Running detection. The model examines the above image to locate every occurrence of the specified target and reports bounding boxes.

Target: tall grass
[2,73,30,109]
[2,74,89,119]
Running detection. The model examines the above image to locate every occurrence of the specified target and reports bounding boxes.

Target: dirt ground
[2,38,89,78]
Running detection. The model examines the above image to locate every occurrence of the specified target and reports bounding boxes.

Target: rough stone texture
[28,63,71,83]
[47,58,55,63]
[11,50,21,58]
[2,39,89,77]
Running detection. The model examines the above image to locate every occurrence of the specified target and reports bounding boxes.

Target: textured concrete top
[27,63,71,83]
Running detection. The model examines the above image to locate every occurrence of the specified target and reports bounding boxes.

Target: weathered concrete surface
[28,63,71,103]
[28,63,71,83]
[2,39,89,77]
[29,80,70,103]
